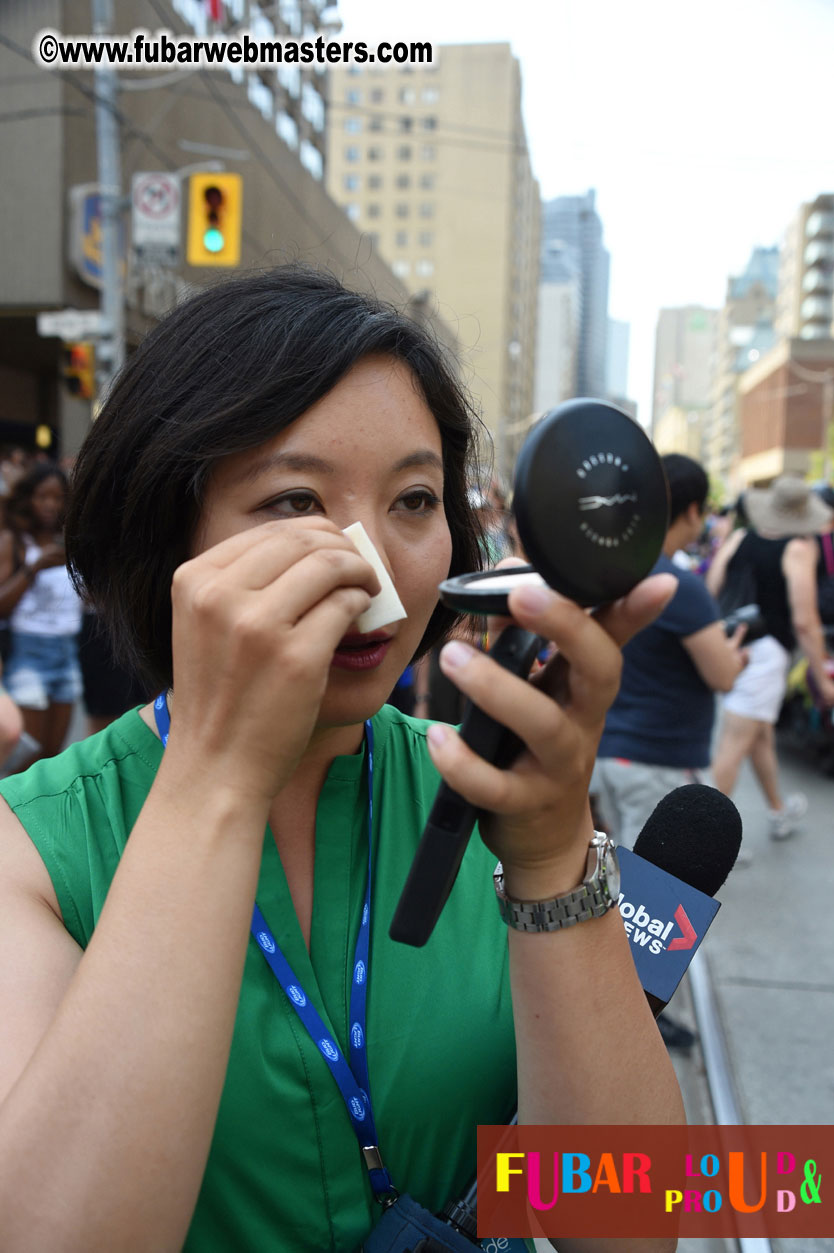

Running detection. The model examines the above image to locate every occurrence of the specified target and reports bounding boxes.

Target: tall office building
[538,191,610,399]
[326,44,540,472]
[651,306,719,457]
[705,246,779,494]
[533,241,580,413]
[606,318,630,404]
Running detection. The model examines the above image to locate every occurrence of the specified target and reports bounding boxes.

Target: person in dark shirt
[706,476,834,839]
[593,455,747,849]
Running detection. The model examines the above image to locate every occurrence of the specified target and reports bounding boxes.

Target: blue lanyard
[152,693,395,1200]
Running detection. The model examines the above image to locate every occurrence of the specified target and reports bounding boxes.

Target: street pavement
[668,727,834,1253]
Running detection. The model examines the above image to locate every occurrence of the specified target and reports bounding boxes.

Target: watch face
[603,844,621,901]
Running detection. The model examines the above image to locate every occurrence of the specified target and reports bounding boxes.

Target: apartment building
[777,193,834,341]
[326,44,540,474]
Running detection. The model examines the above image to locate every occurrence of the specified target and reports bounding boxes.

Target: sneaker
[768,793,808,841]
[657,1013,697,1053]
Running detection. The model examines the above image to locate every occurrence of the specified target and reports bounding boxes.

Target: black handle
[389,626,544,947]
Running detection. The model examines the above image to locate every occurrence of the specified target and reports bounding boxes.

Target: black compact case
[439,399,669,615]
[390,399,669,948]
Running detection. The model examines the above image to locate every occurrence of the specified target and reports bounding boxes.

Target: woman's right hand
[163,518,380,805]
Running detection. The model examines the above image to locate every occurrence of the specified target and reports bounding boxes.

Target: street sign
[132,172,181,264]
[37,309,105,340]
[68,184,128,290]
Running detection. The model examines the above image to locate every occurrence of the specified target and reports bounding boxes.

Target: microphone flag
[617,846,721,1003]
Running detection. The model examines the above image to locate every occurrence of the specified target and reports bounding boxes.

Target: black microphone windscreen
[631,784,742,898]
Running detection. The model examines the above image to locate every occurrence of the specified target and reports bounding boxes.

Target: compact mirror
[439,398,670,614]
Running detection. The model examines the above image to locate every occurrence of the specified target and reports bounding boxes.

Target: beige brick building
[326,44,540,476]
[738,338,834,485]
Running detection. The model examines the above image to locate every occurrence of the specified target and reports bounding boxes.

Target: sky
[337,0,834,424]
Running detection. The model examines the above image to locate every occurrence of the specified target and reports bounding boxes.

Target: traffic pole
[92,0,125,397]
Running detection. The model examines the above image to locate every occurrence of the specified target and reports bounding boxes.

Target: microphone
[433,785,742,1240]
[620,783,742,1016]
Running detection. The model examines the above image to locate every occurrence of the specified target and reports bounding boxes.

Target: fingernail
[441,640,476,670]
[514,585,551,614]
[427,723,448,748]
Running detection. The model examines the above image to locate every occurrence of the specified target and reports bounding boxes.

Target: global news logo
[617,895,697,955]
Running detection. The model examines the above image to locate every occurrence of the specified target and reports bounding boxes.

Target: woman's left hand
[425,568,677,887]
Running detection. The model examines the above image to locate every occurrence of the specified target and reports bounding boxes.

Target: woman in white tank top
[0,464,82,765]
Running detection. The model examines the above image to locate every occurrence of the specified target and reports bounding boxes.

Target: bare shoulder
[0,795,83,1103]
[0,793,64,914]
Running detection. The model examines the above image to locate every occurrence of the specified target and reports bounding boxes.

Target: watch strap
[494,834,617,932]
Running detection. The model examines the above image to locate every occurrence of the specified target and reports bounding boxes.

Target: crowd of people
[0,266,832,1251]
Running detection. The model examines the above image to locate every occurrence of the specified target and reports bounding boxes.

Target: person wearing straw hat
[707,475,834,839]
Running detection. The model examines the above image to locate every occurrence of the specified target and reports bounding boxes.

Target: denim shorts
[4,631,82,710]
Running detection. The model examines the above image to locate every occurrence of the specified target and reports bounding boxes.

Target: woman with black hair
[0,462,82,763]
[0,268,681,1253]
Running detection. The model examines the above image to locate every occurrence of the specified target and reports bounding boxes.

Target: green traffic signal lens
[203,227,224,253]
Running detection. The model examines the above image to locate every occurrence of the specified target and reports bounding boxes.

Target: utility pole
[92,0,125,395]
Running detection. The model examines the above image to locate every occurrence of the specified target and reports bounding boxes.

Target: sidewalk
[670,738,834,1253]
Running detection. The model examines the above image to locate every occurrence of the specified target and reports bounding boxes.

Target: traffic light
[63,342,95,401]
[186,172,242,267]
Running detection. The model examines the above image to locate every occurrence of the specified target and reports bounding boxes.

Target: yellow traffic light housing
[187,172,243,267]
[63,342,95,401]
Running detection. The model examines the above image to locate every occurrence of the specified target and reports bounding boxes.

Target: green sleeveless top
[0,703,517,1251]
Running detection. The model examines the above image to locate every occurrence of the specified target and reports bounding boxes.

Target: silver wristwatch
[493,832,620,932]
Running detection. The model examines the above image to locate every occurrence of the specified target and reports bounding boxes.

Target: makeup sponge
[342,521,407,633]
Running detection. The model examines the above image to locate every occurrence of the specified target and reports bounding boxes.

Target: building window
[418,202,434,219]
[370,87,384,103]
[396,174,411,189]
[396,230,408,247]
[420,145,436,161]
[367,231,380,248]
[344,145,360,162]
[346,88,361,104]
[368,115,384,132]
[422,116,437,130]
[344,173,360,191]
[421,87,439,103]
[367,174,383,189]
[392,259,411,278]
[276,111,299,150]
[418,230,433,247]
[395,202,409,219]
[399,116,413,132]
[397,145,412,160]
[367,146,383,161]
[367,203,381,218]
[399,87,416,104]
[419,173,435,190]
[344,116,362,133]
[345,203,360,222]
[415,259,434,277]
[302,82,325,132]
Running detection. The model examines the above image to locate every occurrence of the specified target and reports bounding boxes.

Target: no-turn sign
[131,172,181,256]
